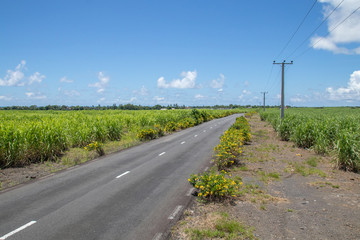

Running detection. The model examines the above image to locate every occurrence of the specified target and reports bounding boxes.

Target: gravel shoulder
[171,114,360,240]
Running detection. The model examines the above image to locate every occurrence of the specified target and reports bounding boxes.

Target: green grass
[186,212,257,240]
[292,163,327,178]
[257,171,281,183]
[306,157,318,167]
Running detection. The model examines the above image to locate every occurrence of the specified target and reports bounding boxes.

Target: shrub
[164,121,177,132]
[84,141,105,156]
[137,128,158,141]
[188,171,242,201]
[214,116,251,170]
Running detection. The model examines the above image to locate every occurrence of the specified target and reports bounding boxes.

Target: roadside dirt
[171,114,360,240]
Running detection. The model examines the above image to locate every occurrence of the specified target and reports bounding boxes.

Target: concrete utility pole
[261,92,268,112]
[273,60,293,119]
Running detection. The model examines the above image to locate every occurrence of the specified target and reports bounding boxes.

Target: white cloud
[326,70,360,100]
[133,85,149,96]
[195,94,205,99]
[89,72,109,93]
[116,97,137,103]
[25,92,47,99]
[153,96,165,101]
[312,0,360,54]
[157,71,197,89]
[98,97,105,103]
[0,96,12,101]
[290,96,306,103]
[60,76,73,83]
[210,73,225,88]
[217,88,223,93]
[63,90,80,97]
[242,89,251,95]
[238,89,251,100]
[29,72,45,84]
[0,60,26,86]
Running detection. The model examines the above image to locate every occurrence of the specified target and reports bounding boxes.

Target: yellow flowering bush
[214,116,251,170]
[84,141,105,156]
[137,128,158,140]
[177,117,196,129]
[164,121,177,132]
[188,171,242,201]
[230,116,251,142]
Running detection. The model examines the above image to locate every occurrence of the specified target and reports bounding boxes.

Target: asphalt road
[0,114,242,240]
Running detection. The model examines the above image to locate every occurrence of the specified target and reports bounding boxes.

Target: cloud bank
[210,73,225,89]
[311,0,360,54]
[157,71,197,89]
[89,72,109,93]
[326,70,360,100]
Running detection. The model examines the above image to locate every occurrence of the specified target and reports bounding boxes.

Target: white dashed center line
[159,152,166,156]
[116,171,130,179]
[0,221,37,240]
[181,141,186,145]
[203,130,206,132]
[194,135,198,138]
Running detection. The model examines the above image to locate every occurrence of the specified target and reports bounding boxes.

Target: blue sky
[0,0,359,107]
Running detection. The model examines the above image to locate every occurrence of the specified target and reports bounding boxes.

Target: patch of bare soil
[171,114,360,240]
[0,162,67,191]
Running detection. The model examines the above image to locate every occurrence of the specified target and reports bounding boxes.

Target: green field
[260,107,360,172]
[0,109,243,168]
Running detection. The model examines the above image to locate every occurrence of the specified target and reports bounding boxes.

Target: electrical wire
[275,0,318,60]
[295,4,360,59]
[286,0,345,59]
[263,64,274,91]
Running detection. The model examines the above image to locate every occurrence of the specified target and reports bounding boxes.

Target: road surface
[0,114,242,240]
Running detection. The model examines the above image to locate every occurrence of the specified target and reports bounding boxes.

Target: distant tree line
[0,104,281,111]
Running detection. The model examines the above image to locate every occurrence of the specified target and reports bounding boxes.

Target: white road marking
[203,130,206,132]
[210,127,213,129]
[168,205,183,220]
[181,141,186,145]
[0,221,37,239]
[186,188,194,197]
[152,233,163,240]
[159,152,166,156]
[204,167,209,172]
[194,135,198,137]
[116,171,130,179]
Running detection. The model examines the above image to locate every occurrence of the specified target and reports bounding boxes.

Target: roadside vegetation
[189,115,253,202]
[172,111,360,239]
[0,108,243,169]
[175,114,258,239]
[260,107,360,172]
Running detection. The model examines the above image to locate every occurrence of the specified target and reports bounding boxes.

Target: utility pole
[273,60,293,119]
[260,92,268,112]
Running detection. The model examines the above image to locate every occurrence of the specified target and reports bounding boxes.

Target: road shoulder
[171,114,360,240]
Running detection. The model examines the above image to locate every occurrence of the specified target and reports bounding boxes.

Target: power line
[295,4,360,59]
[286,0,345,59]
[275,0,318,60]
[263,64,274,91]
